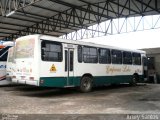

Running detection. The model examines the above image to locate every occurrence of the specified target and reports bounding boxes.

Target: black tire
[79,76,93,92]
[129,74,139,86]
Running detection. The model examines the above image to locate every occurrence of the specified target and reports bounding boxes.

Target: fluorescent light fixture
[6,11,16,17]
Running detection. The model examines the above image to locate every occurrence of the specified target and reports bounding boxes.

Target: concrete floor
[0,84,160,119]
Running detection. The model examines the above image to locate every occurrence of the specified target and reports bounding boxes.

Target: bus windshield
[15,38,35,59]
[0,46,10,61]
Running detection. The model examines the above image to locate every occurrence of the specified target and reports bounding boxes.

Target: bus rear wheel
[130,74,139,86]
[79,76,93,92]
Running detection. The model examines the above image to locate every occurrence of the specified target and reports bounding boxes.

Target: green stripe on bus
[40,75,144,87]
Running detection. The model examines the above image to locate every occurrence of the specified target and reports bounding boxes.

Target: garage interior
[0,0,160,119]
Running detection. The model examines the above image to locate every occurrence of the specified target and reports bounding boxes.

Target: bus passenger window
[99,48,111,64]
[41,41,62,62]
[123,51,132,65]
[83,47,98,63]
[78,46,82,63]
[111,50,122,64]
[132,53,141,65]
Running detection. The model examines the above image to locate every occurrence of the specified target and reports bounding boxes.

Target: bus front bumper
[12,79,39,86]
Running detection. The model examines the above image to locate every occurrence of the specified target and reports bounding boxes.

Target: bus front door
[65,48,74,86]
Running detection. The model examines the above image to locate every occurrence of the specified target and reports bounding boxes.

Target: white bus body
[11,35,146,92]
[0,42,14,85]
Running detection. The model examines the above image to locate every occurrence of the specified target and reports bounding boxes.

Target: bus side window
[132,53,141,65]
[78,45,82,63]
[83,46,98,63]
[123,51,132,65]
[41,40,62,62]
[99,48,111,64]
[111,50,122,64]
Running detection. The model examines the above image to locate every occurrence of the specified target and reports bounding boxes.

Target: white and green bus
[10,35,147,92]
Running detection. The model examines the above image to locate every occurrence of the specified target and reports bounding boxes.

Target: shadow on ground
[1,83,146,98]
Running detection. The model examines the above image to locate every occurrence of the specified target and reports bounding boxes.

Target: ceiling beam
[48,0,113,19]
[0,26,20,31]
[135,0,160,14]
[0,0,42,16]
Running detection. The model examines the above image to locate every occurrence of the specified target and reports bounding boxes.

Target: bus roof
[16,34,146,54]
[2,41,14,47]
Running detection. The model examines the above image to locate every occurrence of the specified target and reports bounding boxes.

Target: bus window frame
[132,52,141,65]
[41,40,63,62]
[83,46,98,63]
[111,49,122,64]
[99,48,111,64]
[123,51,132,65]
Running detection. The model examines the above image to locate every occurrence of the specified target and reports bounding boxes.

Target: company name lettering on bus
[106,66,121,74]
[0,65,6,69]
[123,66,131,72]
[106,65,131,74]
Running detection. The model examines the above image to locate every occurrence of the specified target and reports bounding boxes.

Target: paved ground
[0,84,160,119]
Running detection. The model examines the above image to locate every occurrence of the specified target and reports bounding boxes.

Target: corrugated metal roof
[0,0,160,40]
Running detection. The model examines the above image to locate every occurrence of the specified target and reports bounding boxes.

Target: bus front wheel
[79,76,93,92]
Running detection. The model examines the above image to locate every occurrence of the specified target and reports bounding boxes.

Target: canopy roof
[0,0,160,40]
